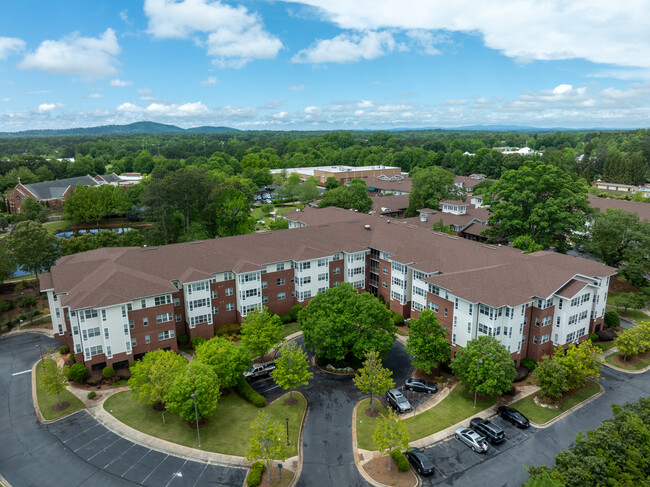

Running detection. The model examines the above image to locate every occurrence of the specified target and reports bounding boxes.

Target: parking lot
[417,416,534,485]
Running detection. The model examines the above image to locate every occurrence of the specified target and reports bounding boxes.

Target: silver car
[454,427,488,453]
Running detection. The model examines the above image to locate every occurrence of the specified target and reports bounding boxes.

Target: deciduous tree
[270,341,312,399]
[0,241,16,285]
[128,349,187,406]
[41,358,69,406]
[406,310,451,375]
[246,411,291,483]
[240,307,284,360]
[554,341,602,390]
[405,166,463,217]
[195,336,251,388]
[165,361,221,422]
[532,356,569,400]
[372,410,410,471]
[11,220,58,285]
[353,350,395,411]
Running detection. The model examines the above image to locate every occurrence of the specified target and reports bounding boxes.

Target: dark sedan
[405,449,435,476]
[497,406,530,428]
[404,378,438,394]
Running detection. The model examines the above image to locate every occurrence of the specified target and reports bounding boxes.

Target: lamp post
[473,359,483,408]
[190,393,201,448]
[285,417,290,446]
[36,344,45,369]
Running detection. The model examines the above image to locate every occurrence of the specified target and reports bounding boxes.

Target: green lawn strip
[605,352,650,370]
[508,380,600,424]
[596,341,617,352]
[282,322,301,337]
[43,219,71,233]
[104,390,306,457]
[276,206,299,216]
[35,364,85,421]
[356,383,495,450]
[605,305,649,324]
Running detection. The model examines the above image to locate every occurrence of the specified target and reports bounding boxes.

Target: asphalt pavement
[0,333,246,487]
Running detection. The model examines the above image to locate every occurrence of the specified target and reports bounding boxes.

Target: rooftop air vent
[364,224,371,230]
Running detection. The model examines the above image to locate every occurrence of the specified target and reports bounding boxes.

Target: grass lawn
[356,383,495,450]
[596,341,617,352]
[605,352,650,371]
[508,380,600,424]
[35,364,85,421]
[43,219,71,233]
[282,322,301,337]
[104,390,306,457]
[606,305,650,324]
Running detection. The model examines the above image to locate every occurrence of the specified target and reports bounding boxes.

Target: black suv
[405,449,435,476]
[469,417,505,444]
[385,388,413,413]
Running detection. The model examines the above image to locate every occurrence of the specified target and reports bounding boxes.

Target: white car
[454,427,488,453]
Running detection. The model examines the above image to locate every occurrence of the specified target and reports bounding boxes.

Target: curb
[529,381,606,429]
[601,356,650,375]
[351,400,421,487]
[0,472,13,487]
[1,328,55,340]
[31,359,85,425]
[286,391,309,487]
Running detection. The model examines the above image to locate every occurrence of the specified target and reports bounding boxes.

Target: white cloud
[283,1,650,69]
[200,76,218,86]
[2,98,11,102]
[272,111,289,119]
[19,28,120,78]
[552,84,573,95]
[0,37,25,59]
[304,106,321,114]
[406,30,444,55]
[86,93,103,99]
[37,103,59,112]
[110,78,133,87]
[144,0,282,67]
[288,84,307,91]
[137,88,152,96]
[357,99,374,108]
[117,102,143,112]
[292,31,395,63]
[119,10,131,24]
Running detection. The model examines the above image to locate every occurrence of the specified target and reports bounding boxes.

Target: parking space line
[86,435,122,462]
[61,422,103,444]
[141,453,169,485]
[103,442,136,470]
[191,462,210,487]
[164,459,188,487]
[73,429,110,452]
[261,385,280,393]
[433,465,447,478]
[121,448,153,478]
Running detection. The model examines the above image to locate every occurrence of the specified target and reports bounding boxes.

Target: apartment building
[40,214,615,371]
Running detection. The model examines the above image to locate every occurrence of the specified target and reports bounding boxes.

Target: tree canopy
[319,179,373,213]
[405,165,463,217]
[128,349,188,406]
[240,307,284,360]
[353,349,395,411]
[300,283,396,361]
[195,336,251,388]
[405,309,451,374]
[164,361,221,422]
[270,340,312,399]
[10,220,58,283]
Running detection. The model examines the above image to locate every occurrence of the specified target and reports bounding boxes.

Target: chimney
[420,213,427,223]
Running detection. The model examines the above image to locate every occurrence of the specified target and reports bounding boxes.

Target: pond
[55,227,132,238]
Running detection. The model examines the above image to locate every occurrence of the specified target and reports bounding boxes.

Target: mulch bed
[610,275,639,294]
[258,464,294,487]
[612,349,650,367]
[364,406,381,418]
[284,397,299,406]
[188,417,209,429]
[362,456,417,487]
[51,401,71,412]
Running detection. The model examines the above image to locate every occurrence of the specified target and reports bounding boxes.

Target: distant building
[588,195,650,222]
[7,175,99,214]
[593,180,638,194]
[270,165,401,185]
[362,175,412,195]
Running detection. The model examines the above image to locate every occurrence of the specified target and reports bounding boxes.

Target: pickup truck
[243,360,276,380]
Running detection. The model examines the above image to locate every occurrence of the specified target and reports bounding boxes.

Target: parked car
[469,417,505,444]
[405,378,438,394]
[454,427,489,453]
[405,449,435,476]
[385,388,413,413]
[497,406,530,429]
[243,360,276,380]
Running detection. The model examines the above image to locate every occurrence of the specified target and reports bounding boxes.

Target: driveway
[0,333,246,487]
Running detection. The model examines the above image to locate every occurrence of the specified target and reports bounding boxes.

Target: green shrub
[190,336,207,350]
[215,323,241,336]
[17,314,26,321]
[246,461,265,487]
[640,286,650,297]
[178,334,189,345]
[33,309,41,316]
[102,366,116,380]
[605,311,620,328]
[289,304,303,322]
[588,333,599,342]
[14,281,25,292]
[59,345,70,355]
[67,363,89,382]
[390,450,409,472]
[0,299,12,313]
[70,352,76,364]
[236,378,267,408]
[280,314,292,324]
[87,391,96,399]
[521,358,538,372]
[392,312,405,327]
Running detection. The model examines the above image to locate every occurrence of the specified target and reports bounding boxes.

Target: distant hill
[0,121,240,137]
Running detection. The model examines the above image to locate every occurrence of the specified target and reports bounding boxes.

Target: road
[0,333,246,487]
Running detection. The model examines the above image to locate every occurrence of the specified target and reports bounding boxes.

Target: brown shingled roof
[556,279,588,298]
[588,195,650,222]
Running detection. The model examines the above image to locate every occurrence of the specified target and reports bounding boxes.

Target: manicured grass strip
[605,352,650,371]
[282,322,301,337]
[508,380,600,424]
[356,383,496,450]
[595,341,617,352]
[43,219,71,233]
[104,390,306,457]
[35,363,85,421]
[605,305,650,324]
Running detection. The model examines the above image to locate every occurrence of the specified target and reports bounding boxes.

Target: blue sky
[1,0,649,132]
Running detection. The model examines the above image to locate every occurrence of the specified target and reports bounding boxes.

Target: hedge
[236,378,267,408]
[521,358,538,372]
[246,461,265,487]
[390,450,409,472]
[67,363,89,382]
[59,345,70,355]
[102,366,116,380]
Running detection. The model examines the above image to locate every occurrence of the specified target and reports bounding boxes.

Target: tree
[300,283,396,361]
[195,336,251,388]
[431,218,454,235]
[214,187,255,237]
[164,361,221,422]
[372,410,410,471]
[319,179,373,213]
[18,295,38,325]
[246,411,291,483]
[405,310,451,375]
[405,166,462,217]
[613,292,647,313]
[19,197,48,222]
[270,341,313,399]
[353,350,395,411]
[240,307,284,360]
[483,161,590,250]
[614,327,643,361]
[451,335,517,397]
[604,310,620,328]
[580,208,650,268]
[554,341,602,390]
[41,358,69,406]
[512,235,544,253]
[0,241,16,285]
[531,356,569,400]
[11,220,58,285]
[128,349,188,406]
[140,174,173,244]
[325,177,340,190]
